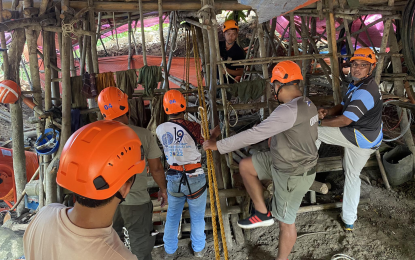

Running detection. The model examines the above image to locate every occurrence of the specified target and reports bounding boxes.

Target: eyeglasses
[351,62,371,69]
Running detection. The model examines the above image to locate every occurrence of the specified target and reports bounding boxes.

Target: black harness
[166,168,207,199]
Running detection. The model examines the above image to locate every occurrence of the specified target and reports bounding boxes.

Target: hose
[382,100,413,142]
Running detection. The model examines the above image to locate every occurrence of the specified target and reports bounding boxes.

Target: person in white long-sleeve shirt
[204,61,319,260]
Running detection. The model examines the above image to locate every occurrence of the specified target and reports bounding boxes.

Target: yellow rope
[191,25,229,260]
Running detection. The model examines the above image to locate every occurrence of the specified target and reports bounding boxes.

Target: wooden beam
[159,0,169,89]
[138,0,147,65]
[66,1,251,12]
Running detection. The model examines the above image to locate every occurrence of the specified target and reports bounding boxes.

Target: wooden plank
[152,205,241,222]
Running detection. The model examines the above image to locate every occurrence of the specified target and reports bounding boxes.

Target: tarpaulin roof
[239,0,320,23]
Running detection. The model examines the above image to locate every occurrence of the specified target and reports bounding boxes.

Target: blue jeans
[164,173,207,254]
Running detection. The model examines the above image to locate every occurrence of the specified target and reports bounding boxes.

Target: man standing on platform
[219,19,246,85]
[204,61,319,260]
[317,47,383,231]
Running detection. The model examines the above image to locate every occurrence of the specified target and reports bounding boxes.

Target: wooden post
[300,16,310,96]
[59,0,72,157]
[267,18,277,57]
[138,0,147,65]
[256,18,271,116]
[43,30,56,205]
[24,0,44,134]
[158,0,169,89]
[6,22,27,215]
[88,0,99,74]
[325,0,342,105]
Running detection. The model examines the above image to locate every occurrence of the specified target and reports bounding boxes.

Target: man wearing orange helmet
[204,61,319,260]
[317,47,382,231]
[24,120,145,260]
[98,87,168,260]
[156,90,217,259]
[219,19,245,85]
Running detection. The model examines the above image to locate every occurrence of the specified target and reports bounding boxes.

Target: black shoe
[237,210,275,229]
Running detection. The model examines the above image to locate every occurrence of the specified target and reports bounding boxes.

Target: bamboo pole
[59,0,72,158]
[88,0,99,73]
[289,13,299,59]
[128,12,132,69]
[69,45,76,76]
[24,0,44,135]
[374,1,394,85]
[325,0,342,105]
[158,0,169,89]
[96,12,108,56]
[138,0,147,65]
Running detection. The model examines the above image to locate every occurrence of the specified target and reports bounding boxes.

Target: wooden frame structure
[1,0,415,248]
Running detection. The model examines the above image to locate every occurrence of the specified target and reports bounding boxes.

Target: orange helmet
[0,80,21,104]
[98,87,129,120]
[350,47,377,64]
[57,120,146,200]
[271,61,303,84]
[223,19,239,33]
[163,89,186,114]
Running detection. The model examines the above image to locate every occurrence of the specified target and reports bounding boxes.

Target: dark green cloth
[116,69,137,98]
[225,79,267,103]
[137,65,163,97]
[70,76,88,109]
[113,202,155,260]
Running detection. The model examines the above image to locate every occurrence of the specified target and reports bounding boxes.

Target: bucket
[383,145,414,186]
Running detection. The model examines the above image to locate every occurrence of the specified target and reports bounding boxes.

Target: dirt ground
[150,168,415,260]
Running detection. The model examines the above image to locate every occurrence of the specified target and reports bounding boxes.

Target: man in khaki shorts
[204,61,319,260]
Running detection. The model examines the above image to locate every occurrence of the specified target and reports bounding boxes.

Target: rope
[382,99,413,142]
[184,28,191,121]
[227,103,238,127]
[61,20,78,40]
[191,25,229,260]
[331,254,355,260]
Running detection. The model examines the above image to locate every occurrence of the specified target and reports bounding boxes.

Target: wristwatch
[318,120,322,126]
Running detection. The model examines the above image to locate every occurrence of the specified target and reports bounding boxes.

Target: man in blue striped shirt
[317,47,383,231]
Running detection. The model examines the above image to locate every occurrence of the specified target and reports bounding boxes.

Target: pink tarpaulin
[275,15,394,50]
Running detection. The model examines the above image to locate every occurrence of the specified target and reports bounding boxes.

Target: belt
[170,163,202,172]
[166,169,203,178]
